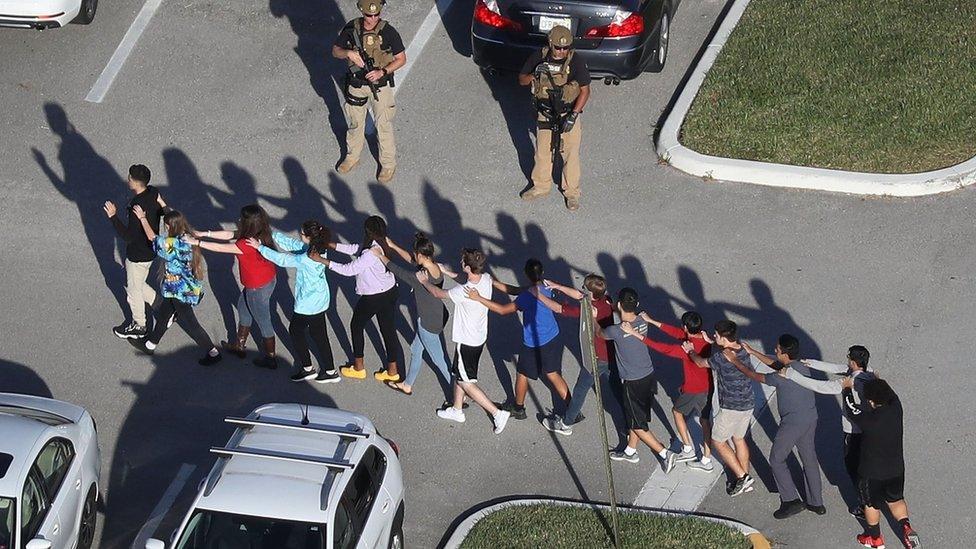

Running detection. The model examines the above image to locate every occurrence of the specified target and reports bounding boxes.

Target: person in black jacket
[843,378,921,549]
[102,164,163,339]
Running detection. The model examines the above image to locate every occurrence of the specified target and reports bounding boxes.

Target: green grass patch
[680,0,976,173]
[458,504,752,549]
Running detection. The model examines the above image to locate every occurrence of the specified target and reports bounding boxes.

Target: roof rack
[210,446,355,470]
[224,416,370,439]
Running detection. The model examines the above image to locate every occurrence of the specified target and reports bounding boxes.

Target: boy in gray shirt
[598,288,676,474]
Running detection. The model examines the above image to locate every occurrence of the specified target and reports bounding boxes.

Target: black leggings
[844,433,862,486]
[350,285,399,363]
[290,311,334,371]
[148,297,215,350]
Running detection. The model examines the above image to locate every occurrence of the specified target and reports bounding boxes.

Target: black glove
[562,111,579,133]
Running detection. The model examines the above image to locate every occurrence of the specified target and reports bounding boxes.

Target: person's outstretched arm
[725,350,766,384]
[802,359,849,374]
[742,341,785,370]
[783,369,843,395]
[133,205,158,241]
[544,279,584,300]
[681,341,712,369]
[385,237,413,263]
[183,236,242,254]
[465,287,517,315]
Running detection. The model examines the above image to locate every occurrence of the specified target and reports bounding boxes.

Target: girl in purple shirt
[311,216,400,381]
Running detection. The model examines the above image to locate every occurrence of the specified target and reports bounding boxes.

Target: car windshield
[175,509,325,549]
[0,497,14,549]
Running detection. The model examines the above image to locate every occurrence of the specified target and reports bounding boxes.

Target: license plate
[538,15,572,33]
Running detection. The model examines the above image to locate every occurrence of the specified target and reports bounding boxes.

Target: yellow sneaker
[373,369,401,382]
[340,366,366,379]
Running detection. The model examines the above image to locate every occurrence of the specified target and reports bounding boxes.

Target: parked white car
[148,403,405,549]
[0,0,96,29]
[0,393,101,549]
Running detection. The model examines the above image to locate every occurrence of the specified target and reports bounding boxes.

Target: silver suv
[147,403,405,549]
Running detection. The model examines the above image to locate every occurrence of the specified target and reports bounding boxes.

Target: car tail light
[585,10,643,38]
[384,436,400,457]
[474,0,523,32]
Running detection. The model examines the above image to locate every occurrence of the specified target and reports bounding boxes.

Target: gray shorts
[711,408,752,443]
[672,391,711,418]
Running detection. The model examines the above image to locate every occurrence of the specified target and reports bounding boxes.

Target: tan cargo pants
[531,116,582,199]
[344,84,396,170]
[125,259,156,327]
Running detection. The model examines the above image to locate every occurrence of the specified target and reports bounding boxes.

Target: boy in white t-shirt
[419,248,510,434]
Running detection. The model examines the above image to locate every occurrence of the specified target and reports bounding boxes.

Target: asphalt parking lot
[0,0,971,547]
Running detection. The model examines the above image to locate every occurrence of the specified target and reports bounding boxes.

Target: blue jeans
[404,325,452,395]
[237,278,276,338]
[564,359,610,424]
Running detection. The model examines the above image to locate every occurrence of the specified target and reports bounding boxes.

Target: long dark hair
[360,216,393,260]
[302,220,332,255]
[237,205,274,247]
[163,210,205,280]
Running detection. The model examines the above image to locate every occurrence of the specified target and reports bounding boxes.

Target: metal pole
[580,292,621,549]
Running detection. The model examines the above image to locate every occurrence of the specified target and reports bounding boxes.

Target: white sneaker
[687,459,715,472]
[542,416,573,436]
[493,410,511,434]
[437,407,466,423]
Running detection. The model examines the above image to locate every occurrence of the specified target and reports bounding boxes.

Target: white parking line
[130,463,196,549]
[392,0,456,97]
[85,0,163,103]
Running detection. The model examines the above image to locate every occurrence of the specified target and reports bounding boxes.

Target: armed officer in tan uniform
[518,25,591,211]
[333,0,406,184]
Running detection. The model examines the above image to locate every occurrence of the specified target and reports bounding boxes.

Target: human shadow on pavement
[100,346,338,548]
[0,359,53,398]
[32,103,128,318]
[269,0,350,159]
[260,157,355,360]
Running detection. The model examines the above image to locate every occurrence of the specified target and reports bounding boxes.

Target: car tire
[72,0,98,25]
[387,506,404,549]
[77,486,98,549]
[647,8,670,72]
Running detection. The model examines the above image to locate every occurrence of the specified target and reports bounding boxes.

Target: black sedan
[471,0,676,81]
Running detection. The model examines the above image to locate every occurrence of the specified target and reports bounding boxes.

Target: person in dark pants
[727,336,825,519]
[311,216,400,381]
[784,345,877,518]
[103,164,163,339]
[844,379,921,549]
[127,208,221,366]
[246,220,339,384]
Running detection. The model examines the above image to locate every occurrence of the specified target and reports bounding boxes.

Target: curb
[439,496,771,549]
[655,0,976,197]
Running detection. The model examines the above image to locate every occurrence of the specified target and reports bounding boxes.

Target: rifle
[351,24,380,101]
[543,69,566,164]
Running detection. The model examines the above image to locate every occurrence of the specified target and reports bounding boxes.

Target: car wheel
[72,0,98,25]
[77,487,97,549]
[648,9,670,72]
[387,506,404,549]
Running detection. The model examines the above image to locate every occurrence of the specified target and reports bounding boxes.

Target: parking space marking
[130,463,196,549]
[85,0,163,103]
[393,0,456,97]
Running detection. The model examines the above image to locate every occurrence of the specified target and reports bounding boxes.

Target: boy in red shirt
[621,311,714,471]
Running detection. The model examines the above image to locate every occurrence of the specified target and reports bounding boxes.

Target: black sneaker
[127,337,154,356]
[501,402,527,420]
[198,352,222,366]
[291,367,318,382]
[114,322,147,339]
[806,504,827,515]
[314,369,341,384]
[849,505,865,519]
[729,475,754,497]
[440,400,469,410]
[773,499,805,519]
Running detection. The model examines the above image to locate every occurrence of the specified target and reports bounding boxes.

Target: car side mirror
[26,539,53,549]
[145,539,166,549]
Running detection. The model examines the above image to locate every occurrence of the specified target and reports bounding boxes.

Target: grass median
[457,504,752,549]
[680,0,976,173]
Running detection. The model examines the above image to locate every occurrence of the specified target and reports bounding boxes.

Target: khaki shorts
[711,408,752,442]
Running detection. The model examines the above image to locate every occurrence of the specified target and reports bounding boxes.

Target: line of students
[105,172,919,548]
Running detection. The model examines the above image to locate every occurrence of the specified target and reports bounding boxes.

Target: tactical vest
[531,48,581,109]
[349,18,396,72]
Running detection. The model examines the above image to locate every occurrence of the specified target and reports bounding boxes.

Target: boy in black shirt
[103,164,163,338]
[844,378,921,549]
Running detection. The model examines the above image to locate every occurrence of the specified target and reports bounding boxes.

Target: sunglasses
[553,45,570,51]
[364,12,380,17]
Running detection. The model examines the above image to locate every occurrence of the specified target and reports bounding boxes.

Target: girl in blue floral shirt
[129,207,222,366]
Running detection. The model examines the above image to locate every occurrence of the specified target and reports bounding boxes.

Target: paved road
[0,0,969,547]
